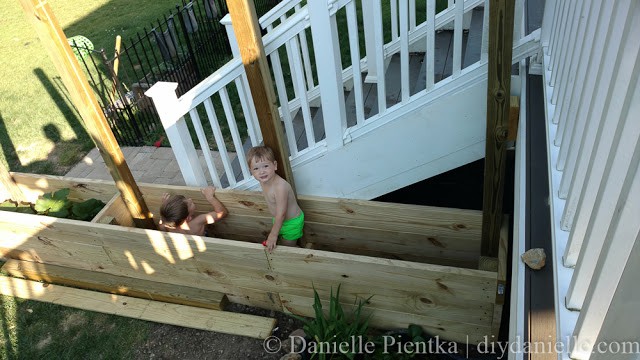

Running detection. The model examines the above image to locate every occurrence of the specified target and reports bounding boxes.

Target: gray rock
[521,248,546,270]
[282,328,306,354]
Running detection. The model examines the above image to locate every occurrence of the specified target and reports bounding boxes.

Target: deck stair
[146,2,540,199]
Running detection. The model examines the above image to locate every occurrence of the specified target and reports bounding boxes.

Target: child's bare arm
[200,186,228,224]
[265,184,288,252]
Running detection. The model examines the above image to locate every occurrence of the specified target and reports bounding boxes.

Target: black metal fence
[71,0,280,146]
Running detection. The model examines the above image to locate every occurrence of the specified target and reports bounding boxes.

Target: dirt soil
[133,303,305,360]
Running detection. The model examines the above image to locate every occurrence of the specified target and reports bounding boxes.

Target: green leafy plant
[1,188,105,221]
[34,188,72,218]
[293,284,372,360]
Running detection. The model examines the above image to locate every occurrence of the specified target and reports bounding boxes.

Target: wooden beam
[226,0,295,193]
[17,0,156,230]
[0,162,26,202]
[481,0,515,257]
[2,259,229,310]
[0,275,275,339]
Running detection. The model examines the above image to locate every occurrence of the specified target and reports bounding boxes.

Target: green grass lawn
[0,1,188,358]
[0,0,181,176]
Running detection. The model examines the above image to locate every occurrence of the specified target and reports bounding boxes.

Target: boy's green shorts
[274,211,304,241]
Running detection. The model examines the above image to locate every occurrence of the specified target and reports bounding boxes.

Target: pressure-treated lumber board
[0,212,271,292]
[211,212,481,267]
[278,287,493,326]
[213,216,481,267]
[482,0,515,257]
[1,259,229,310]
[92,193,134,227]
[10,174,483,244]
[267,247,497,303]
[0,211,286,313]
[141,184,483,242]
[215,214,481,253]
[10,172,118,203]
[281,293,489,344]
[0,162,26,202]
[0,276,275,339]
[1,173,503,341]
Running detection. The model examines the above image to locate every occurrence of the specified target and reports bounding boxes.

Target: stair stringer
[291,67,490,200]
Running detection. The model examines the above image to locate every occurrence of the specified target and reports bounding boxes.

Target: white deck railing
[146,0,538,189]
[541,0,640,359]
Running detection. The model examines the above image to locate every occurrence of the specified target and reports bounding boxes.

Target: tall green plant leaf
[71,198,105,221]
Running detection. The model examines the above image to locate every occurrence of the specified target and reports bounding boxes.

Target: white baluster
[400,0,410,101]
[391,0,399,41]
[270,48,299,156]
[426,0,436,90]
[289,36,315,148]
[540,0,555,49]
[308,0,347,150]
[362,0,379,83]
[188,108,222,187]
[566,47,640,308]
[203,98,236,187]
[346,0,365,125]
[373,0,387,115]
[295,4,315,90]
[145,82,207,186]
[219,87,251,180]
[452,0,464,77]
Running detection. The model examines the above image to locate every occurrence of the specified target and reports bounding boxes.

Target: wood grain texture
[0,174,504,340]
[17,0,155,229]
[92,194,135,227]
[0,275,275,339]
[0,163,26,202]
[10,172,118,203]
[226,0,295,190]
[481,0,515,257]
[2,259,228,310]
[281,294,490,344]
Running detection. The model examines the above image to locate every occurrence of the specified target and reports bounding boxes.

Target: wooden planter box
[0,173,506,343]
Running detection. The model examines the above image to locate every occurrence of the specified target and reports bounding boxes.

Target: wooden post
[226,0,295,193]
[18,0,156,230]
[0,162,26,202]
[481,0,515,257]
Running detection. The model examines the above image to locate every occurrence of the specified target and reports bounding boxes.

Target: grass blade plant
[293,284,372,360]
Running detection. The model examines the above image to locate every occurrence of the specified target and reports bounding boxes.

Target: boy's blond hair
[160,195,189,228]
[246,146,276,166]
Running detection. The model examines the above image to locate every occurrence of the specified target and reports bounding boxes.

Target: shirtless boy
[247,146,303,252]
[159,186,227,236]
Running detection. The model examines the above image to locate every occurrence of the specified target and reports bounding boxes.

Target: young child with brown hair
[247,146,303,252]
[159,186,227,236]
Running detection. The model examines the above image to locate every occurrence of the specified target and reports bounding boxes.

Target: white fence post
[362,0,379,83]
[145,82,207,187]
[221,14,240,58]
[308,0,347,150]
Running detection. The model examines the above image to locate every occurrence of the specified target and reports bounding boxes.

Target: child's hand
[264,234,278,253]
[201,186,216,199]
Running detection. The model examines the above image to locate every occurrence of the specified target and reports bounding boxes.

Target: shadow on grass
[0,69,95,175]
